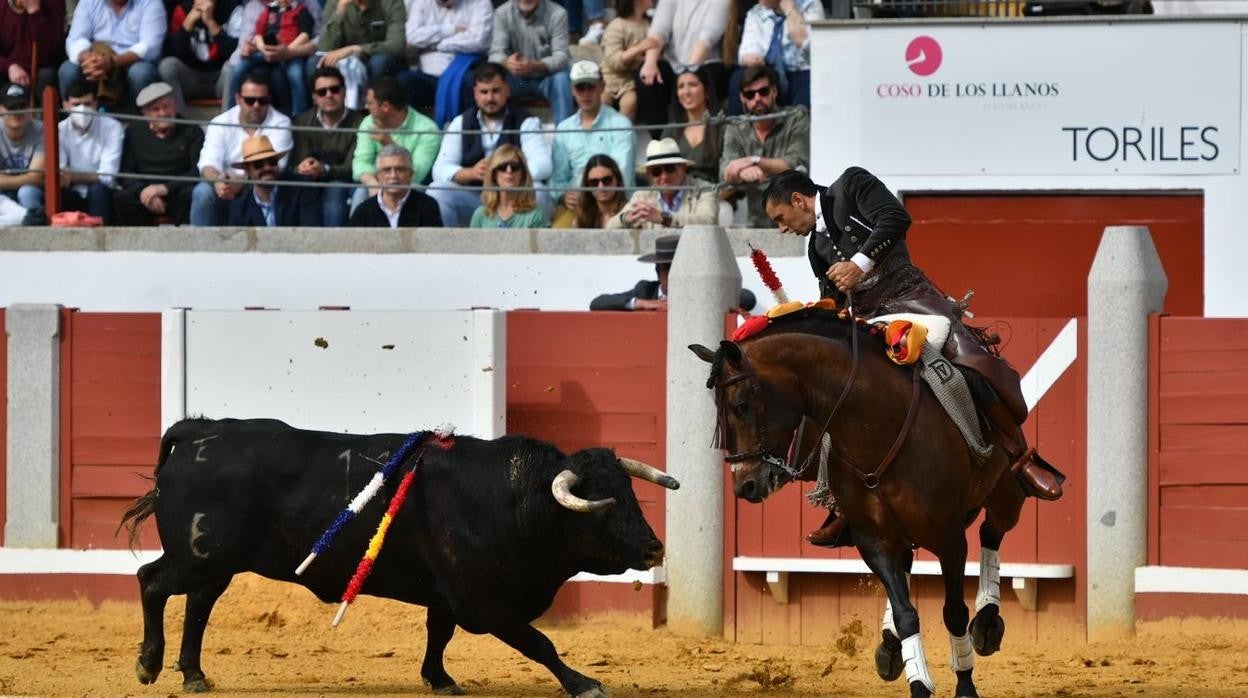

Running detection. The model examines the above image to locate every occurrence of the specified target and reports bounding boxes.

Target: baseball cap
[569,60,602,85]
[136,82,174,109]
[1,84,29,110]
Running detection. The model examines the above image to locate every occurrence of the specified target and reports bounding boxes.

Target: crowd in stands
[0,0,818,228]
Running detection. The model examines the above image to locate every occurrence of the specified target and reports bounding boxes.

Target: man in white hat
[607,137,716,229]
[550,59,635,223]
[225,134,322,226]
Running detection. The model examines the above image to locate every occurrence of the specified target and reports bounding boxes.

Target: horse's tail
[117,419,199,551]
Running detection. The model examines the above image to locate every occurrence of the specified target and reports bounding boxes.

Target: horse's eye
[734,401,749,416]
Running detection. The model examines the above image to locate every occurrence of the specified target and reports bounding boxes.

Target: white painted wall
[810,17,1247,317]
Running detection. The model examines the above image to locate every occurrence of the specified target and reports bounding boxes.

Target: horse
[691,308,1030,698]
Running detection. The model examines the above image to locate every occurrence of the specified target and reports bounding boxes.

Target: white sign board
[164,309,505,438]
[814,21,1241,175]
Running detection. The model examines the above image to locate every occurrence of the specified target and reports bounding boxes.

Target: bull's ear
[718,340,744,364]
[689,344,717,363]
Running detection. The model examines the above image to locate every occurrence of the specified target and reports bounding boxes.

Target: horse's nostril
[739,479,756,499]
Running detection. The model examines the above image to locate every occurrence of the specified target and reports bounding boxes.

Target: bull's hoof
[135,658,160,684]
[970,609,1005,657]
[874,634,904,682]
[182,677,211,693]
[572,684,612,698]
[432,683,465,696]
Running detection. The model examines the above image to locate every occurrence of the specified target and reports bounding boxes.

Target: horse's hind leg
[938,537,978,698]
[859,537,934,698]
[875,548,912,682]
[176,576,233,692]
[970,477,1025,657]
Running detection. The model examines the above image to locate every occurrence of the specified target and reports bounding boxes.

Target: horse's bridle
[719,300,924,490]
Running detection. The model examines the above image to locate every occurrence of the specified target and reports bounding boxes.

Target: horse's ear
[689,344,717,363]
[718,340,744,364]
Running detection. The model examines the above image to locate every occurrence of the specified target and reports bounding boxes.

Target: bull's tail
[117,419,202,550]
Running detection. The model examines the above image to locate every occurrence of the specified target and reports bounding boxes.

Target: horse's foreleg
[859,539,933,698]
[938,537,977,698]
[876,550,913,682]
[970,478,1024,657]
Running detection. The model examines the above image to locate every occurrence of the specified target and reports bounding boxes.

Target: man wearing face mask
[226,134,321,226]
[57,80,124,223]
[113,82,205,225]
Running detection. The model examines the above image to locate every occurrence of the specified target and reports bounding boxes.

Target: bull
[120,418,678,697]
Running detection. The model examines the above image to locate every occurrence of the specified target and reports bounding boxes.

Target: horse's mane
[744,307,881,347]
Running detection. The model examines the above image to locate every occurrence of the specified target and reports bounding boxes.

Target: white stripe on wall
[1136,566,1248,595]
[1021,318,1079,412]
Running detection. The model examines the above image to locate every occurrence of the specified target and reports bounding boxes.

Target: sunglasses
[247,156,281,169]
[646,164,680,177]
[313,85,344,97]
[740,85,772,100]
[240,95,271,106]
[586,175,616,187]
[494,161,523,174]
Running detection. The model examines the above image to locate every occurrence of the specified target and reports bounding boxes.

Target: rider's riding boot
[807,509,854,548]
[982,399,1064,501]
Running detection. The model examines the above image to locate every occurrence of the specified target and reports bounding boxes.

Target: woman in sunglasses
[660,66,722,184]
[608,137,717,229]
[470,144,547,229]
[558,153,628,229]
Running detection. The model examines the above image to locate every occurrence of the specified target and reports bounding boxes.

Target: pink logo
[905,36,942,77]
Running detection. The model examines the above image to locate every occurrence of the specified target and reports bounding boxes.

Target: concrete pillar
[665,225,739,638]
[5,304,62,547]
[1086,226,1167,641]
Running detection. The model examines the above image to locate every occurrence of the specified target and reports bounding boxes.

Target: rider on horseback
[761,168,1063,547]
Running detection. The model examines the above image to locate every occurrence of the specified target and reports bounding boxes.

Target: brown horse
[691,308,1029,698]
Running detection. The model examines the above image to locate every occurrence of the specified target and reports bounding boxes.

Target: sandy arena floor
[1,574,1245,697]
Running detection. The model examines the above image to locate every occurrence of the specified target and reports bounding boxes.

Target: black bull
[120,418,679,697]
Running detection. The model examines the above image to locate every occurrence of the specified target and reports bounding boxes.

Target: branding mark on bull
[190,513,211,558]
[193,434,220,463]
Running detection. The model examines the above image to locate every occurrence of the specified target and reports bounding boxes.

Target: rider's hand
[826,261,864,292]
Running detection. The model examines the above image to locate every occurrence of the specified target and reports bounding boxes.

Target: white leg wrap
[901,633,936,693]
[949,632,975,672]
[975,548,1001,612]
[882,598,897,637]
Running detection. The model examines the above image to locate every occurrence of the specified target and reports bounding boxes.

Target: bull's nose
[642,540,664,568]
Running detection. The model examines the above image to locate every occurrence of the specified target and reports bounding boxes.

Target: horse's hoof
[135,658,159,685]
[908,680,933,698]
[183,677,211,693]
[874,639,904,681]
[970,610,1005,657]
[573,684,612,698]
[432,683,465,696]
[955,670,979,697]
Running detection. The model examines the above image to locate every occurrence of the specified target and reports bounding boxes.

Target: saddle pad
[870,313,952,350]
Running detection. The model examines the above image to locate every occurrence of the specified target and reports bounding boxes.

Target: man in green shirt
[352,76,441,207]
[311,0,408,80]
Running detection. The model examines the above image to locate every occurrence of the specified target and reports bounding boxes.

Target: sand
[1,574,1246,697]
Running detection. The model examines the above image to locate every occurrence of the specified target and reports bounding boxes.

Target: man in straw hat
[607,138,717,229]
[226,134,321,226]
[591,234,756,312]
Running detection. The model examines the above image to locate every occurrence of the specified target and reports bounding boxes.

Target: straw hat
[230,135,289,169]
[636,138,693,175]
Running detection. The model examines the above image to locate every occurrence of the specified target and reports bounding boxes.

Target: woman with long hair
[572,154,628,229]
[470,144,547,229]
[660,67,722,183]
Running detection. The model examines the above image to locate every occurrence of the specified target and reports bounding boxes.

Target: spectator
[159,0,240,113]
[720,64,809,228]
[470,143,545,228]
[0,84,44,213]
[113,82,205,225]
[590,233,756,310]
[220,0,321,104]
[575,0,607,47]
[660,66,722,183]
[226,134,321,225]
[349,143,442,227]
[313,0,406,84]
[0,0,67,102]
[61,0,166,108]
[489,0,573,123]
[229,0,315,116]
[290,66,363,226]
[351,75,441,204]
[636,0,730,136]
[429,62,551,227]
[192,72,293,225]
[402,0,493,113]
[609,137,715,229]
[550,60,635,224]
[57,79,123,223]
[729,0,822,114]
[558,153,625,229]
[599,0,653,121]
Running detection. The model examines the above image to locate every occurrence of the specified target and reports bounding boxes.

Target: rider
[761,168,1063,547]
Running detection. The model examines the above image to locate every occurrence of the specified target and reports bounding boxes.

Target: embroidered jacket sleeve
[842,165,910,263]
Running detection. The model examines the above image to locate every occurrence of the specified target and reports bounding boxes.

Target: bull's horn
[619,457,680,491]
[551,470,616,513]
